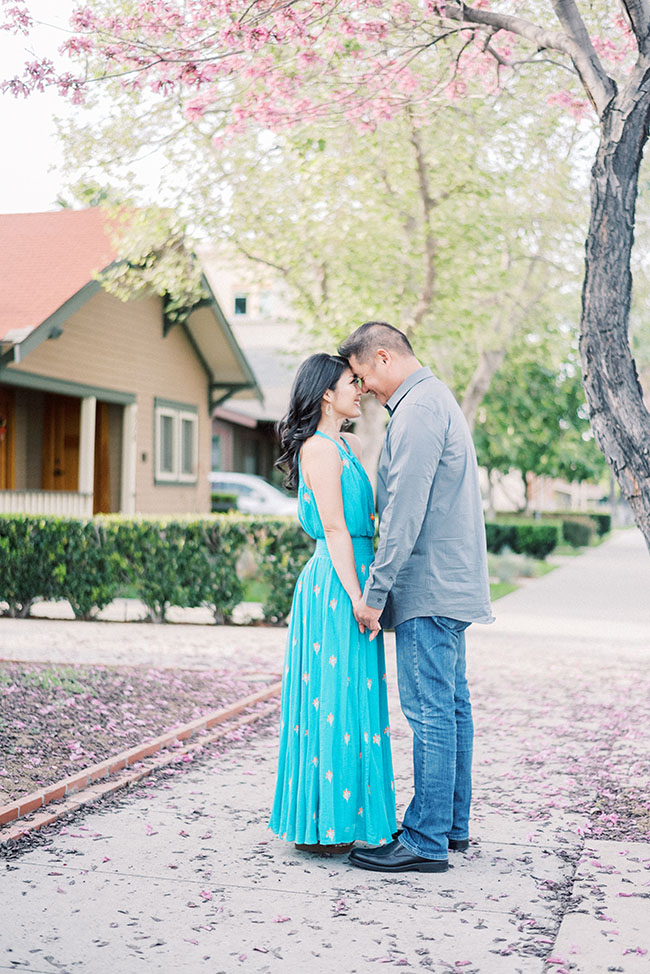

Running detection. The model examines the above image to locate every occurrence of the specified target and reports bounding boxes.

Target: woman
[268,353,397,855]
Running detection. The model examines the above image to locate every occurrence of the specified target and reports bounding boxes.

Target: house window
[154,399,198,484]
[234,294,248,316]
[159,413,175,475]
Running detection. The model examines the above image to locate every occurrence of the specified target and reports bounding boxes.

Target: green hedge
[1,512,576,623]
[211,491,238,513]
[1,513,569,623]
[561,517,595,548]
[534,510,611,538]
[589,512,611,536]
[485,521,559,559]
[0,513,309,624]
[249,518,314,623]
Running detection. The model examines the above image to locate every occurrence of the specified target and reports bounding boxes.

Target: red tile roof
[0,209,117,342]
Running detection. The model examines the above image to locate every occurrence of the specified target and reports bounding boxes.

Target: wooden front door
[93,401,112,513]
[42,394,80,491]
[0,386,16,490]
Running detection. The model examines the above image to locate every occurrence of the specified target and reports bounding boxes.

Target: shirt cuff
[363,580,387,611]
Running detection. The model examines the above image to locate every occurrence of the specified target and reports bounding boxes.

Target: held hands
[352,598,382,642]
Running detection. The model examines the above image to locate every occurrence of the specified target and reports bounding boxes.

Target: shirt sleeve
[364,401,447,611]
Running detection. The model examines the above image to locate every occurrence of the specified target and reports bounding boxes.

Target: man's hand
[352,599,382,641]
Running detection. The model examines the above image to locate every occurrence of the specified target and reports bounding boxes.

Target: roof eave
[187,273,264,412]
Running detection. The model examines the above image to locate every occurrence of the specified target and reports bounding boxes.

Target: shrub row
[1,510,597,624]
[0,514,312,624]
[537,510,611,541]
[484,522,559,559]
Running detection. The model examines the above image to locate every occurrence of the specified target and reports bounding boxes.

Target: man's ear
[376,348,391,367]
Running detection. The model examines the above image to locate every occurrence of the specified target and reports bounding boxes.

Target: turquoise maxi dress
[269,431,397,846]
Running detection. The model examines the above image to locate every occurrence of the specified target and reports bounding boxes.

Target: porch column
[78,396,97,498]
[121,402,137,515]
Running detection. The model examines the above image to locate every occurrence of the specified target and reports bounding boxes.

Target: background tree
[475,349,608,513]
[53,34,589,428]
[53,75,590,478]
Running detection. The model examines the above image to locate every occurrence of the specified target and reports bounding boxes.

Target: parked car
[209,472,298,516]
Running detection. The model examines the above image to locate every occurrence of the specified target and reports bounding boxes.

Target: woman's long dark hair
[275,353,350,490]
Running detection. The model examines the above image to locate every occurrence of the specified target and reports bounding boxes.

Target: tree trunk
[580,72,650,552]
[461,347,508,432]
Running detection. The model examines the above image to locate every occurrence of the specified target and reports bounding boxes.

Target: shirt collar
[385,366,433,415]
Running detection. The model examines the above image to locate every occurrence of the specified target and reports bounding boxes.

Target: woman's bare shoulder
[301,433,340,460]
[301,434,342,489]
[341,431,363,460]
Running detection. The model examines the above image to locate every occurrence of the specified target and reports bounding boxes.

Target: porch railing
[0,490,93,517]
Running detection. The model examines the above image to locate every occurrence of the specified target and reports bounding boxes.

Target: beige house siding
[8,288,211,514]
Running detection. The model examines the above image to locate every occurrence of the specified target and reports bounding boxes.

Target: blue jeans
[394,616,473,861]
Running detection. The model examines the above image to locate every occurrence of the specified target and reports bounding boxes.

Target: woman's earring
[325,403,333,416]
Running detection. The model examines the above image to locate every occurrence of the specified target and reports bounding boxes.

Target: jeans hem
[398,833,448,862]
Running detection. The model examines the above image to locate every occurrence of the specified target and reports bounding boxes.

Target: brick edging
[0,680,281,830]
[0,700,281,846]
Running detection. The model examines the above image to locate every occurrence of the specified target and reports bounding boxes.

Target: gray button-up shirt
[364,366,494,629]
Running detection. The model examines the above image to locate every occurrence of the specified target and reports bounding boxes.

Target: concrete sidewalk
[1,530,649,973]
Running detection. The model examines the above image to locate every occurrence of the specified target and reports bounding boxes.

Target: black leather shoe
[393,829,469,852]
[448,838,470,852]
[348,838,448,873]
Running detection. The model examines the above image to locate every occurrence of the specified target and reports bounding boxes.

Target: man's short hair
[338,321,414,364]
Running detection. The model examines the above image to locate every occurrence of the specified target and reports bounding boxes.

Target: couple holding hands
[269,321,493,872]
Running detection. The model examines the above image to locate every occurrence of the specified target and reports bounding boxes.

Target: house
[201,249,310,482]
[0,209,261,516]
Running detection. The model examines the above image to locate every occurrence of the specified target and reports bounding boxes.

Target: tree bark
[580,68,650,551]
[461,347,508,432]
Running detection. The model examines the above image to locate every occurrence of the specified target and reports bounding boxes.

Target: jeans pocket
[434,615,470,635]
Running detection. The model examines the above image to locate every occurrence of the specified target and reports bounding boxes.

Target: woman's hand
[353,597,382,641]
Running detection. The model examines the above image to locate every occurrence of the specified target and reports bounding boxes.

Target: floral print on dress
[268,431,397,846]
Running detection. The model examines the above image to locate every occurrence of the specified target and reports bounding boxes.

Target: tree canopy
[4,0,650,544]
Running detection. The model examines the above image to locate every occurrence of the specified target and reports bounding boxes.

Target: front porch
[0,488,93,517]
[0,374,137,517]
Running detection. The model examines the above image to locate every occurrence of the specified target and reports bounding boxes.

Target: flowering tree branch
[442,1,616,115]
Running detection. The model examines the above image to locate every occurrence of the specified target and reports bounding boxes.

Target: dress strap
[314,430,353,455]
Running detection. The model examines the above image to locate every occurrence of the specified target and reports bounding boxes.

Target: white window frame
[154,399,198,485]
[178,409,199,483]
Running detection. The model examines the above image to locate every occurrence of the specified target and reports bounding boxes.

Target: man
[338,321,493,873]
